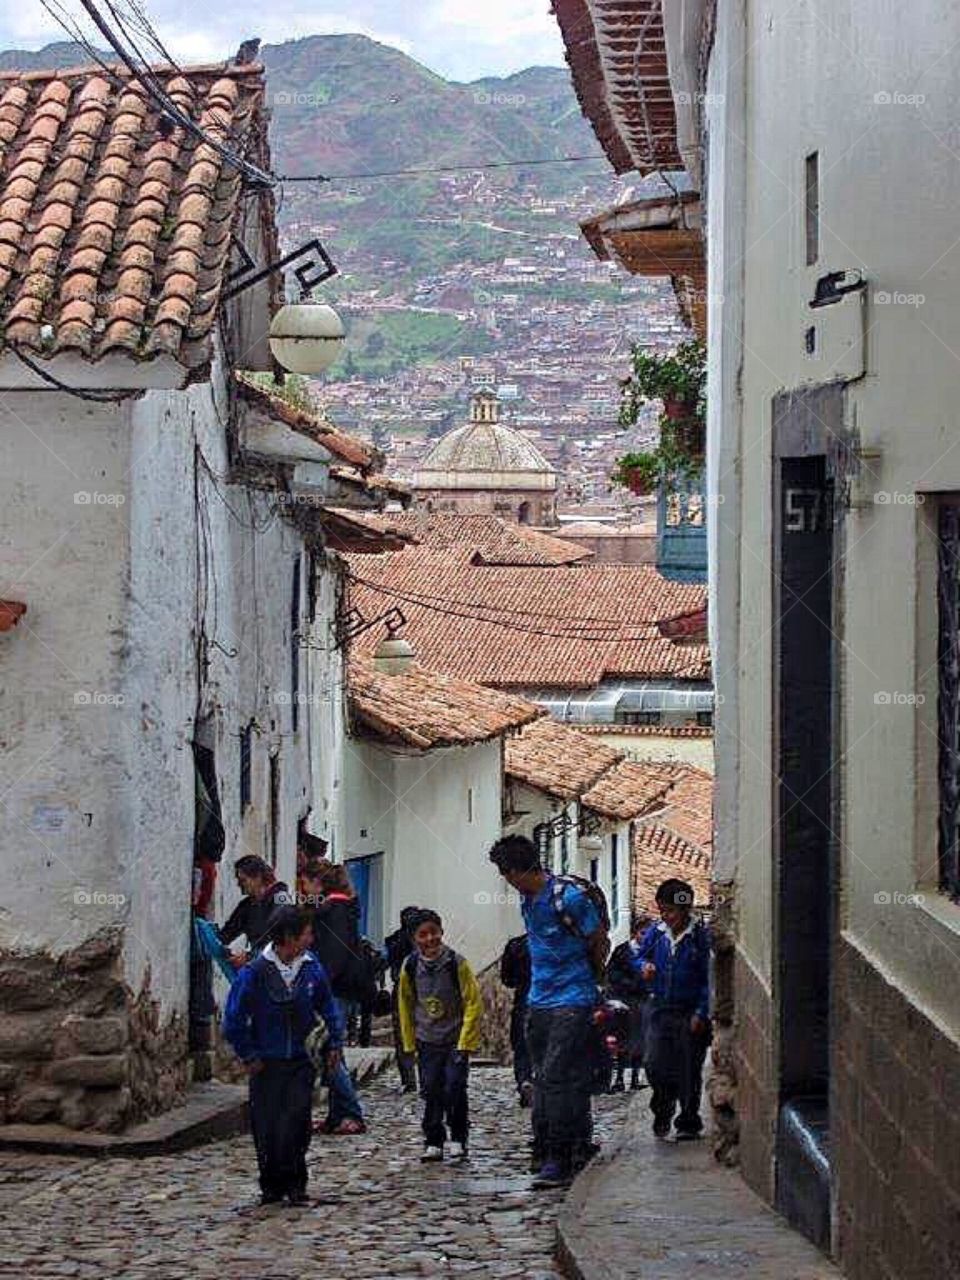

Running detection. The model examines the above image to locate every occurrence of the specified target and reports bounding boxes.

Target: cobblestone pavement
[0,1066,626,1280]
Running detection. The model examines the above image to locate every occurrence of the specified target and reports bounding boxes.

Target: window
[805,151,820,266]
[610,833,620,917]
[937,503,960,899]
[560,828,570,874]
[467,787,474,824]
[589,857,599,883]
[618,710,662,726]
[290,557,302,732]
[697,710,714,728]
[239,721,253,813]
[268,752,281,869]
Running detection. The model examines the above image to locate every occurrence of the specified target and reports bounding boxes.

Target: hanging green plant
[613,339,707,491]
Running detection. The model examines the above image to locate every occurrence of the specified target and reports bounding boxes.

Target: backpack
[403,950,462,1003]
[550,874,611,938]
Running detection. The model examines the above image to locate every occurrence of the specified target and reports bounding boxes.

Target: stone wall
[0,927,187,1132]
[476,960,513,1064]
[834,942,960,1280]
[732,947,777,1204]
[707,880,738,1165]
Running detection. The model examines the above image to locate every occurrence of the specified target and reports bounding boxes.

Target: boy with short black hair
[636,878,711,1140]
[397,909,482,1163]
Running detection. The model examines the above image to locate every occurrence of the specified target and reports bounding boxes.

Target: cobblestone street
[0,1067,624,1280]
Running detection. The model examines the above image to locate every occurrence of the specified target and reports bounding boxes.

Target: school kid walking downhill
[397,910,483,1163]
[223,906,345,1206]
[636,878,712,1141]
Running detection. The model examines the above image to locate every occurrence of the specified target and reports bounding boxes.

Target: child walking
[637,879,712,1140]
[397,909,483,1162]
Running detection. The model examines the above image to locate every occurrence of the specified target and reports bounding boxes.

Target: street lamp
[269,302,345,375]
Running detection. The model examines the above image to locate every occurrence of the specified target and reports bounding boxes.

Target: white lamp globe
[269,302,345,375]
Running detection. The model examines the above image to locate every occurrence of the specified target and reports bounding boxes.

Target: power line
[346,571,704,647]
[280,154,611,184]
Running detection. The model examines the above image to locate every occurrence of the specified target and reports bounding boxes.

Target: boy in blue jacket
[223,905,344,1206]
[636,879,711,1140]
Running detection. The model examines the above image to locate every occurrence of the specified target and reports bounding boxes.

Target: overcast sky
[2,0,568,80]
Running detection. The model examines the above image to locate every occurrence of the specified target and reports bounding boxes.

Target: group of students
[217,833,711,1205]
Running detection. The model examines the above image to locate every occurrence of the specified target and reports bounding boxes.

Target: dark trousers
[249,1058,316,1199]
[417,1041,469,1147]
[645,1007,710,1133]
[510,997,532,1090]
[526,1005,595,1172]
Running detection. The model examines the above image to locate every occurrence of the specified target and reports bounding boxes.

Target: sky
[1,0,569,81]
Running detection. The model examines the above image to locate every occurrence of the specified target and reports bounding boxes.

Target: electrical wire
[14,348,135,402]
[345,565,701,633]
[280,154,612,184]
[346,573,702,646]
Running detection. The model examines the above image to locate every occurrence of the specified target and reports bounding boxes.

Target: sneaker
[674,1128,703,1142]
[447,1141,468,1161]
[420,1145,444,1162]
[258,1193,285,1208]
[518,1081,534,1109]
[653,1118,672,1139]
[532,1161,569,1189]
[286,1191,311,1207]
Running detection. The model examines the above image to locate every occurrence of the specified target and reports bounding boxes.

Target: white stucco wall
[342,736,520,969]
[0,355,343,1021]
[718,0,960,1025]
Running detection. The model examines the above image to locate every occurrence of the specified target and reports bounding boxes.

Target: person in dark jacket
[636,879,711,1140]
[223,905,344,1206]
[219,855,292,967]
[301,860,366,1135]
[385,905,421,1092]
[499,934,533,1106]
[606,915,653,1091]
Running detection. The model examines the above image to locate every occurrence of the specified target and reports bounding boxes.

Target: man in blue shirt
[489,835,609,1188]
[635,878,711,1140]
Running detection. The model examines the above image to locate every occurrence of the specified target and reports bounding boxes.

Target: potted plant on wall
[612,339,707,493]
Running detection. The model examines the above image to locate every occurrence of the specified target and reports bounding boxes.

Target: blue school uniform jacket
[223,950,344,1062]
[635,920,711,1021]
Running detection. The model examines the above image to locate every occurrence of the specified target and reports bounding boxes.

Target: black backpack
[550,874,611,937]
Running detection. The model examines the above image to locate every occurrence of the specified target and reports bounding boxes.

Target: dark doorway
[774,454,834,1250]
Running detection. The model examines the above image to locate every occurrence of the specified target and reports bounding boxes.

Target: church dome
[415,393,554,491]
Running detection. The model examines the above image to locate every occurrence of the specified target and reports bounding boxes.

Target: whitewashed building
[0,60,394,1131]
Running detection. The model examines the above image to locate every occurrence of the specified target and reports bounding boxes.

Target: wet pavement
[0,1065,623,1279]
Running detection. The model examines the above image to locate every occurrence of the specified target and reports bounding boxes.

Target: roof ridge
[0,62,264,85]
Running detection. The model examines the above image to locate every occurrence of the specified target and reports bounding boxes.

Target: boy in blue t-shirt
[489,835,609,1188]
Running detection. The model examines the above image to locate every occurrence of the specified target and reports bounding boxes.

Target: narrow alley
[0,1069,621,1280]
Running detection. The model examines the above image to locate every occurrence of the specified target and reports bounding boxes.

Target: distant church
[411,392,557,526]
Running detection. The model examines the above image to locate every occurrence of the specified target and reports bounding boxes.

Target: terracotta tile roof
[577,723,714,739]
[581,758,678,821]
[237,375,379,471]
[348,657,542,750]
[0,62,268,369]
[505,718,623,799]
[553,0,683,176]
[345,549,710,688]
[377,512,593,566]
[632,765,714,913]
